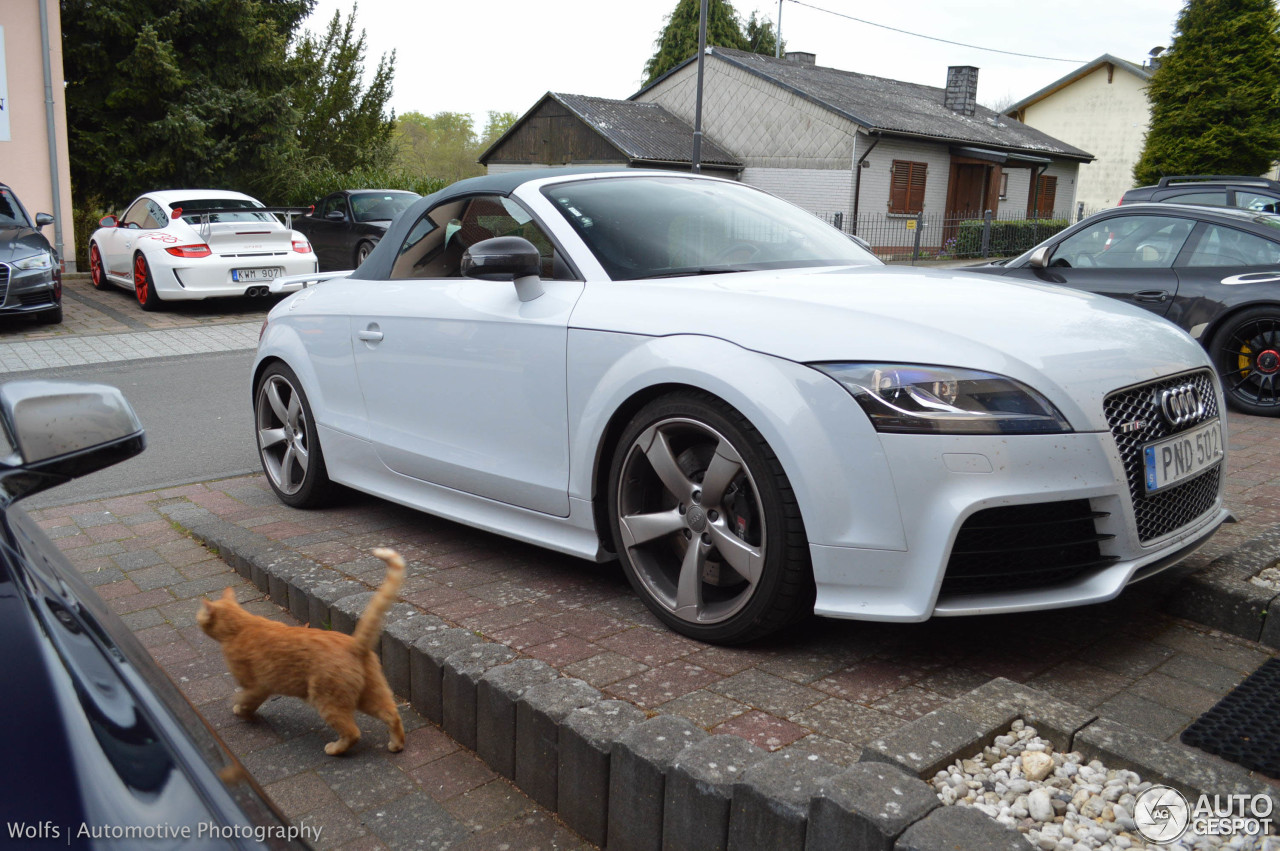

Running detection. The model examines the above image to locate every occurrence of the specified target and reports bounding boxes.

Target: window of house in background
[889,160,927,215]
[999,173,1008,200]
[1029,175,1057,217]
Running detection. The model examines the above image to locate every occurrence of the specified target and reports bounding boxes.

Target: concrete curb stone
[806,761,940,851]
[441,642,518,750]
[607,714,708,851]
[380,605,445,696]
[663,733,766,851]
[1165,526,1280,648]
[557,699,647,846]
[330,591,376,638]
[727,750,837,851]
[409,627,485,725]
[893,804,1029,851]
[514,677,601,810]
[306,578,365,631]
[477,658,559,779]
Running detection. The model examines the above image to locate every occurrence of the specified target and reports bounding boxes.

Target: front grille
[0,264,10,304]
[1103,369,1221,542]
[942,500,1118,596]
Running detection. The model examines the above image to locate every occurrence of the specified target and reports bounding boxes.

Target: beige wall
[0,1,75,269]
[1017,65,1150,212]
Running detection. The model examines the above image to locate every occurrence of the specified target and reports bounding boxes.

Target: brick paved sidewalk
[39,493,588,851]
[24,410,1280,850]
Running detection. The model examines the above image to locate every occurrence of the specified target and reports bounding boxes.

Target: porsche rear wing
[167,204,315,236]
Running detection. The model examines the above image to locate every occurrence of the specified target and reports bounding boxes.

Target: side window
[320,195,346,218]
[1050,216,1194,269]
[390,194,570,280]
[1165,190,1228,207]
[121,199,152,229]
[145,201,168,228]
[1185,225,1280,267]
[1236,191,1280,213]
[889,161,926,215]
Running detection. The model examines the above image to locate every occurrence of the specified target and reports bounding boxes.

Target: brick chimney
[785,51,816,66]
[944,66,979,116]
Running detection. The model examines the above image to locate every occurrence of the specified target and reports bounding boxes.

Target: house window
[1029,174,1057,217]
[999,173,1008,200]
[889,160,927,215]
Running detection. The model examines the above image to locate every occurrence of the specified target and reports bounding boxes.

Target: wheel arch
[1199,298,1280,355]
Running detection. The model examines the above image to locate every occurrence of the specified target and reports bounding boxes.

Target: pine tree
[1133,0,1280,184]
[643,0,750,86]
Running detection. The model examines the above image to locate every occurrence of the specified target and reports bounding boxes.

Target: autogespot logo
[1135,785,1190,843]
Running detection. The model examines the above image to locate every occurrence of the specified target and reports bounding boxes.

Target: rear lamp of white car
[292,240,312,254]
[814,363,1072,434]
[165,244,212,258]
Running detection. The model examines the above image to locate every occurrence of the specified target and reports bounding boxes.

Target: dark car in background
[0,182,62,324]
[293,189,419,271]
[1120,175,1280,212]
[0,380,307,849]
[968,202,1280,416]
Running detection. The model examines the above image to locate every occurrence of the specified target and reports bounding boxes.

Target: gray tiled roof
[667,49,1092,161]
[552,93,742,168]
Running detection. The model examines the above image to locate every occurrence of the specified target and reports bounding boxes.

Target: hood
[0,225,53,260]
[568,265,1214,432]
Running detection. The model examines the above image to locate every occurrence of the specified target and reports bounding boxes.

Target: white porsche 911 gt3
[88,189,317,310]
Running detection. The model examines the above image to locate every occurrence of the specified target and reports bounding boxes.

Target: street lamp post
[692,0,708,173]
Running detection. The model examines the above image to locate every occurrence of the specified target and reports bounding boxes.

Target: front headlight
[12,252,55,272]
[813,363,1071,434]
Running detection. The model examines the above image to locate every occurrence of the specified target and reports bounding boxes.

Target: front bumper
[809,423,1228,621]
[0,263,58,314]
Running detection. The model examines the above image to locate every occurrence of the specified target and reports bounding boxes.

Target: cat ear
[221,587,236,601]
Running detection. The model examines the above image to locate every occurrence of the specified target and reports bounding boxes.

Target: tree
[393,112,484,183]
[61,0,316,207]
[1133,0,1280,185]
[291,4,397,175]
[481,111,519,148]
[643,0,750,86]
[743,11,783,56]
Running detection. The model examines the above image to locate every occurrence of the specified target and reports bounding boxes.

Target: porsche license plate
[1143,419,1222,492]
[232,267,283,282]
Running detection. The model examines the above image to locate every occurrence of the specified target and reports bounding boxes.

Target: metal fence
[822,205,1102,262]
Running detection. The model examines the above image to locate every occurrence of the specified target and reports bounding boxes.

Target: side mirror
[34,213,54,228]
[98,215,118,229]
[461,236,544,302]
[325,210,346,221]
[1028,246,1051,269]
[0,381,145,504]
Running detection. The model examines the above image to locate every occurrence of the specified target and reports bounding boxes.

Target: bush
[269,164,449,207]
[953,218,1069,258]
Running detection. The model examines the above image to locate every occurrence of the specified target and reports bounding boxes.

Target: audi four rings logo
[1157,385,1203,427]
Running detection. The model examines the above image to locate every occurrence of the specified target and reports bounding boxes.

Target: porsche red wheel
[89,242,106,290]
[133,252,160,311]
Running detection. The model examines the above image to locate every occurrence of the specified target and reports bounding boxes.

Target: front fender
[566,331,908,552]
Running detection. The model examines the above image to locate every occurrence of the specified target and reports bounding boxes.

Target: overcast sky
[304,0,1187,127]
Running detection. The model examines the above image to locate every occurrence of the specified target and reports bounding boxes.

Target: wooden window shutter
[890,160,927,214]
[1039,175,1057,216]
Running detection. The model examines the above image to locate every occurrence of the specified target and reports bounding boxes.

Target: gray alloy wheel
[254,363,334,507]
[609,393,812,643]
[356,241,374,267]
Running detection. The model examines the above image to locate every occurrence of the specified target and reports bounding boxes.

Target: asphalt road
[21,349,261,508]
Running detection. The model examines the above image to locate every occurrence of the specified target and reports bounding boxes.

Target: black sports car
[292,189,419,271]
[0,182,62,324]
[968,202,1280,416]
[0,380,306,849]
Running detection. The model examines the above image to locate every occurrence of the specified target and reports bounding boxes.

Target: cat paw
[324,741,349,756]
[387,740,404,753]
[232,703,253,717]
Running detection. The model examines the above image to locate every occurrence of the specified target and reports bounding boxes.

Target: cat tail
[351,548,406,652]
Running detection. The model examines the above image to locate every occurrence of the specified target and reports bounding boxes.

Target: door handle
[1134,290,1169,303]
[356,325,383,343]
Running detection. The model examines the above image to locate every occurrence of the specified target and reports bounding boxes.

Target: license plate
[1143,419,1223,492]
[232,267,283,282]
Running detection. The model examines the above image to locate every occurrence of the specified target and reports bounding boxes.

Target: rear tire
[607,391,813,644]
[134,252,160,311]
[355,241,374,267]
[1209,306,1280,415]
[254,362,336,507]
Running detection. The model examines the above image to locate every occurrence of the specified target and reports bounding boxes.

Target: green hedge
[953,218,1069,258]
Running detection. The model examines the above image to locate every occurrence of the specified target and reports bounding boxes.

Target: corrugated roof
[642,48,1092,162]
[551,93,742,168]
[1005,54,1152,115]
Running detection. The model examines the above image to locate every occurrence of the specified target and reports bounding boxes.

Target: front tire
[254,362,335,507]
[89,242,106,289]
[133,252,160,311]
[607,391,813,644]
[1209,307,1280,415]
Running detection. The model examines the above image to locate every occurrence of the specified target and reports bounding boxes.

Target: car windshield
[541,176,880,280]
[175,198,276,224]
[0,189,30,227]
[351,192,418,223]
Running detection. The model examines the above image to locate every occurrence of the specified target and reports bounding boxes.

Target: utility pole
[776,0,782,57]
[692,0,708,173]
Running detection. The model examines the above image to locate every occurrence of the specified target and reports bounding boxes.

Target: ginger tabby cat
[197,547,406,756]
